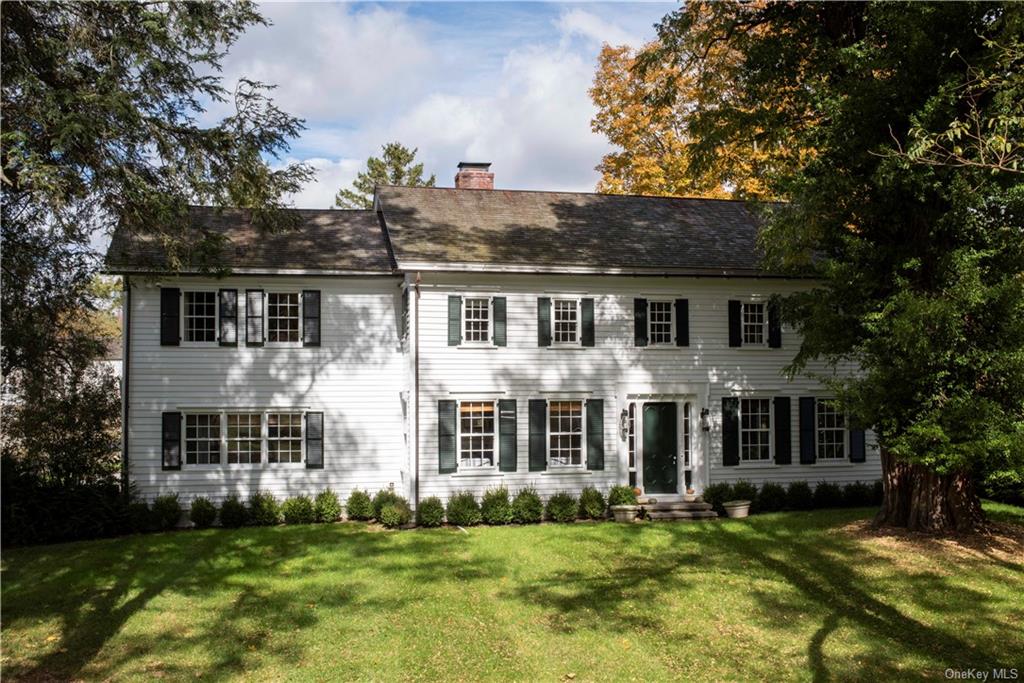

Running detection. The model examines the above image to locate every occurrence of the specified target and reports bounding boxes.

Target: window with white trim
[740,398,771,462]
[267,293,300,343]
[549,400,583,466]
[458,401,495,467]
[185,413,221,464]
[649,300,674,345]
[463,298,491,344]
[742,302,766,345]
[816,399,846,460]
[552,299,580,344]
[267,412,303,463]
[227,413,262,464]
[184,291,217,343]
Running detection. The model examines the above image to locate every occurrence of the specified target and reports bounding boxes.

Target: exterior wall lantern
[619,409,629,441]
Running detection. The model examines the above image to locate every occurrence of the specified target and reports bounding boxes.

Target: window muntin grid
[267,293,300,343]
[740,398,771,461]
[185,291,217,343]
[549,400,583,466]
[227,413,262,464]
[267,412,302,463]
[816,399,846,460]
[649,301,674,345]
[459,401,495,467]
[742,302,766,345]
[463,298,491,344]
[185,413,221,465]
[552,299,579,344]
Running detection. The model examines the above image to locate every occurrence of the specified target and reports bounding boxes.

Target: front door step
[646,510,718,520]
[641,500,718,520]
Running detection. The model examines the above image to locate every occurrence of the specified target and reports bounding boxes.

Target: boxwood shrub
[219,496,248,528]
[314,489,343,523]
[189,497,217,529]
[446,491,482,526]
[701,482,733,515]
[127,501,154,533]
[511,488,543,524]
[248,491,281,526]
[282,495,317,524]
[578,486,606,520]
[731,481,759,508]
[871,480,884,506]
[813,481,844,509]
[152,494,182,530]
[417,496,445,527]
[607,485,638,507]
[841,481,872,507]
[757,483,787,512]
[481,487,514,525]
[786,481,814,510]
[372,489,406,519]
[378,499,411,528]
[345,489,374,521]
[545,492,578,523]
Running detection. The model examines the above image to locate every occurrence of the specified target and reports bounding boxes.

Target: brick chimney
[454,162,494,190]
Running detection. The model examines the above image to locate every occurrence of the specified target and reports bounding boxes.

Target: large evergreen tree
[335,142,435,209]
[649,2,1023,531]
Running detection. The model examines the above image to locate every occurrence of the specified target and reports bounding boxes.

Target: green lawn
[3,506,1022,682]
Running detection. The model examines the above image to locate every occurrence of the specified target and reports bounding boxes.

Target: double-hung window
[552,299,580,345]
[463,298,491,344]
[184,291,217,343]
[267,412,303,463]
[267,293,301,343]
[739,398,771,462]
[185,413,221,464]
[549,400,583,466]
[742,302,766,346]
[816,399,846,460]
[648,300,674,345]
[227,413,262,464]
[458,401,495,467]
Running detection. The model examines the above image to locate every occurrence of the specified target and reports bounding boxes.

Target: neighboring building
[106,163,879,510]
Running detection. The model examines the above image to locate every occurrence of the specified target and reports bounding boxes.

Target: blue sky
[210,2,674,207]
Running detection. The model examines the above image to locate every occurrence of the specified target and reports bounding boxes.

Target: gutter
[121,276,131,498]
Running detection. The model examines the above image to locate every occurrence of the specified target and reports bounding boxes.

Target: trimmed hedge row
[702,480,883,515]
[127,489,345,532]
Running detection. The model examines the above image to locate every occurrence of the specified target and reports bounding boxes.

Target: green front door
[643,402,678,494]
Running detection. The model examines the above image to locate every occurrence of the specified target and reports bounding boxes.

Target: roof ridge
[375,184,763,204]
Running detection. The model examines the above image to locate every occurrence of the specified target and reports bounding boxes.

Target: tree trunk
[872,448,985,533]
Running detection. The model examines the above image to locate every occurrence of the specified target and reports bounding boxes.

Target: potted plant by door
[683,486,698,503]
[608,485,640,523]
[722,500,752,518]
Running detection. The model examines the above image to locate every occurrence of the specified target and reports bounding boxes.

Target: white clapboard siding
[126,276,408,504]
[415,273,881,502]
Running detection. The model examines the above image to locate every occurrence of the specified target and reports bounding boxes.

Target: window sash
[458,401,496,467]
[742,302,766,345]
[462,298,491,344]
[184,291,217,343]
[267,293,301,343]
[548,400,583,466]
[185,413,221,464]
[648,300,674,345]
[227,413,262,464]
[267,412,303,463]
[816,399,847,460]
[739,398,771,461]
[552,299,580,345]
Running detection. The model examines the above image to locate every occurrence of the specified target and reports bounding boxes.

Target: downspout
[121,276,131,499]
[413,271,422,510]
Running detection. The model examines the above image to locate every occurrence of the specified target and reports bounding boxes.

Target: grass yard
[3,505,1023,682]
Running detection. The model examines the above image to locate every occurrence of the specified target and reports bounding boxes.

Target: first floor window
[742,302,766,345]
[185,413,220,464]
[740,398,771,461]
[553,299,579,344]
[816,399,846,460]
[184,291,217,343]
[649,300,673,345]
[463,298,491,343]
[549,400,583,466]
[267,292,300,343]
[227,413,262,464]
[459,401,495,467]
[267,412,303,463]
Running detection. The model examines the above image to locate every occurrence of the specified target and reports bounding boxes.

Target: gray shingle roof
[376,186,769,274]
[106,206,393,273]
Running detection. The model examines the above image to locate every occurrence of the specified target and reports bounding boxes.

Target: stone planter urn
[683,488,698,503]
[610,505,639,523]
[722,500,752,519]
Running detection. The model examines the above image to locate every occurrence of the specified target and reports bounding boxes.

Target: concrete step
[644,501,714,512]
[646,510,718,521]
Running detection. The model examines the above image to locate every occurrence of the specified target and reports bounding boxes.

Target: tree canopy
[335,142,436,209]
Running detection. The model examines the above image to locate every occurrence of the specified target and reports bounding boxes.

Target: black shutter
[528,399,547,471]
[799,397,817,464]
[160,288,180,346]
[675,299,689,347]
[581,298,595,347]
[768,300,782,348]
[774,397,791,465]
[722,397,740,466]
[493,297,507,347]
[498,399,516,472]
[219,289,237,346]
[162,411,181,470]
[586,398,604,470]
[447,296,461,346]
[849,423,866,463]
[306,412,324,469]
[634,298,648,347]
[303,290,321,347]
[728,300,742,347]
[246,289,264,347]
[438,400,457,473]
[537,297,551,347]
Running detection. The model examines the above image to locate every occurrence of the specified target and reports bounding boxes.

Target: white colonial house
[106,163,879,515]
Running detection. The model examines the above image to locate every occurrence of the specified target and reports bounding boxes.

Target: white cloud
[280,157,364,209]
[555,8,644,49]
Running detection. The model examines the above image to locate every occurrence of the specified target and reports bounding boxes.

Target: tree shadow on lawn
[1,524,503,680]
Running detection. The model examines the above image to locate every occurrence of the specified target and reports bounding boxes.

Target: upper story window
[267,293,300,343]
[648,300,674,345]
[552,299,580,345]
[463,298,491,344]
[459,401,495,467]
[549,400,583,466]
[742,302,766,345]
[740,397,771,462]
[227,413,262,464]
[185,413,221,465]
[184,291,217,343]
[816,399,846,460]
[267,412,303,463]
